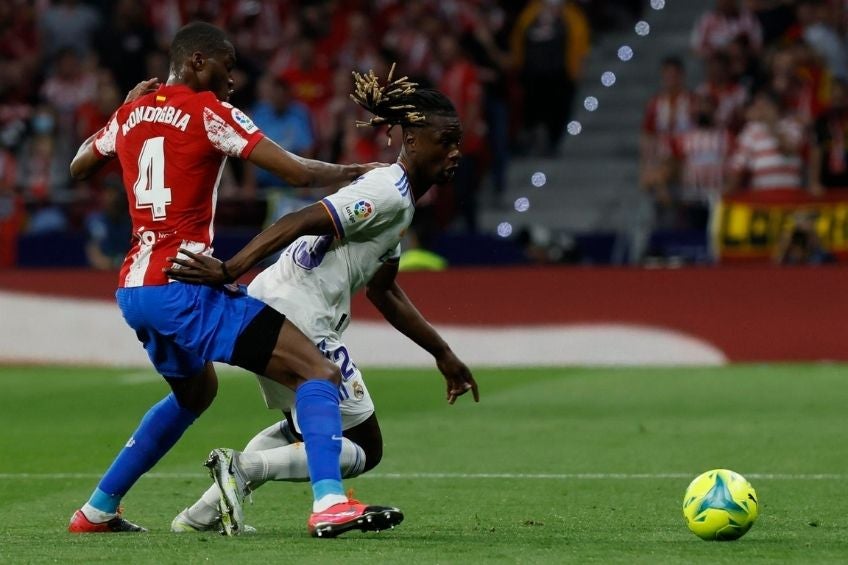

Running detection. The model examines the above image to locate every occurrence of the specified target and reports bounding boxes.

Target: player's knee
[309,359,342,386]
[193,389,216,414]
[170,378,216,415]
[192,378,217,413]
[361,438,383,473]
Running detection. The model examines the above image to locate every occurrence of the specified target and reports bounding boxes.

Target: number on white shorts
[133,136,172,220]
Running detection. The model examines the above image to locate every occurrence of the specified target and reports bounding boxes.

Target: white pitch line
[0,472,843,481]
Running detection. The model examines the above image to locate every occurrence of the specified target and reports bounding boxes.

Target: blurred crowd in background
[7,0,840,270]
[641,0,848,264]
[0,0,645,269]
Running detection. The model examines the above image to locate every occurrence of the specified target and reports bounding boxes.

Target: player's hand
[436,350,479,405]
[164,248,233,285]
[124,78,160,104]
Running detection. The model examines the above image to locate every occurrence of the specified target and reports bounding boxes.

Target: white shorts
[255,340,375,433]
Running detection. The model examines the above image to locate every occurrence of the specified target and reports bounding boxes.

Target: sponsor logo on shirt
[343,199,374,223]
[231,108,258,134]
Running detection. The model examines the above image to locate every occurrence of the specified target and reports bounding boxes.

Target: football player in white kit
[166,68,478,535]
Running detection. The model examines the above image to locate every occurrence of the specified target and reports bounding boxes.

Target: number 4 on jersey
[133,136,172,220]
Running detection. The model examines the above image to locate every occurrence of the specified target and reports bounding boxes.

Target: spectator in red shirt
[76,71,122,142]
[668,93,734,230]
[40,47,98,147]
[641,56,693,201]
[691,0,763,58]
[729,89,805,193]
[382,4,442,82]
[279,38,332,116]
[437,33,485,233]
[696,50,748,131]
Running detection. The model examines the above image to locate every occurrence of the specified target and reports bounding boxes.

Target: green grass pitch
[1,364,847,564]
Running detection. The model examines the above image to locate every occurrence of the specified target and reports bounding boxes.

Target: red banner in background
[712,188,848,262]
[1,266,847,362]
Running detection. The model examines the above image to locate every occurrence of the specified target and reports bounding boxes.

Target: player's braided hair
[350,63,457,145]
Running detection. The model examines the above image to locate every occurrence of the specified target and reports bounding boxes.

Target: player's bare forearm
[248,137,366,188]
[367,262,478,404]
[285,151,365,187]
[367,276,450,358]
[166,203,334,284]
[225,202,334,278]
[70,131,110,180]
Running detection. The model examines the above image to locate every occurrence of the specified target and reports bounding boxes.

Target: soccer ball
[682,469,759,541]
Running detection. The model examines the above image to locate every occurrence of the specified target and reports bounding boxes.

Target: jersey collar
[395,161,415,205]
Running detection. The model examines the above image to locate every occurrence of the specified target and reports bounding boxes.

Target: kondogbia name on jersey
[121,105,191,136]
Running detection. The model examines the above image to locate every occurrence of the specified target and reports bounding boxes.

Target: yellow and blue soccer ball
[682,469,759,541]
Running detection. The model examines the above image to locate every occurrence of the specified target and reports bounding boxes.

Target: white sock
[182,421,366,526]
[239,437,366,483]
[183,421,294,527]
[185,491,220,526]
[314,493,349,513]
[81,503,115,523]
[243,420,293,452]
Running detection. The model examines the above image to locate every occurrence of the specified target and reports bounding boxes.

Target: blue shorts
[116,283,267,378]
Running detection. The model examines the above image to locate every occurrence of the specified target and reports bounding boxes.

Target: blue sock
[87,393,197,513]
[295,380,344,501]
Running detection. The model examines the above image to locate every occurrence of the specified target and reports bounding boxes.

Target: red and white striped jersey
[93,84,264,287]
[642,91,694,136]
[695,81,748,128]
[671,127,734,202]
[690,9,763,56]
[730,119,804,190]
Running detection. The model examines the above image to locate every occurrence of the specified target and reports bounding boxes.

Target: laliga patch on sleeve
[343,199,374,223]
[231,107,258,134]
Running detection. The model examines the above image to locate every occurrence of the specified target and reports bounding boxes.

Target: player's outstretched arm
[248,137,382,188]
[165,201,335,284]
[366,261,479,404]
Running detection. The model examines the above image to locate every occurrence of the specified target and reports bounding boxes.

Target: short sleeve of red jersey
[93,112,119,158]
[201,98,265,159]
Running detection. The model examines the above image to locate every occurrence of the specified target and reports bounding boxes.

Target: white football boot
[204,448,252,536]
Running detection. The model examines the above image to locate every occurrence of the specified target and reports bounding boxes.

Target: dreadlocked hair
[350,63,457,145]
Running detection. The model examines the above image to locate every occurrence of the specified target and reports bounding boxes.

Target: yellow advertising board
[711,189,848,261]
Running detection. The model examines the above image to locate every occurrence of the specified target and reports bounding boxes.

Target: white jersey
[249,163,414,427]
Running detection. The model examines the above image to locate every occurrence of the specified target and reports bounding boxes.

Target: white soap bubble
[635,21,650,36]
[496,222,513,238]
[650,0,665,10]
[584,96,599,112]
[514,197,530,212]
[601,71,616,87]
[531,172,547,187]
[618,45,634,61]
[567,120,582,135]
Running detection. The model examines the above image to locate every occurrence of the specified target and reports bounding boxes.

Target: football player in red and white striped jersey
[67,21,400,536]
